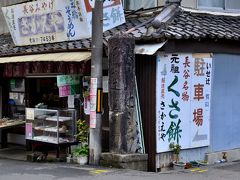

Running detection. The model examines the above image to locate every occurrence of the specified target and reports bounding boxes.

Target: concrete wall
[8,134,25,145]
[181,0,197,8]
[156,53,240,169]
[124,0,156,10]
[156,147,209,170]
[157,0,197,8]
[211,54,240,152]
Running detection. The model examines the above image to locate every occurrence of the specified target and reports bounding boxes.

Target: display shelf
[34,126,46,131]
[35,115,51,120]
[32,136,70,144]
[45,116,72,122]
[34,126,69,133]
[25,108,76,145]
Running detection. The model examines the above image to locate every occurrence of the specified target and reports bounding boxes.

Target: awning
[135,41,167,55]
[0,52,91,63]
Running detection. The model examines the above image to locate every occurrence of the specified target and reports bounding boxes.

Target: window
[198,0,224,9]
[123,0,156,10]
[198,0,240,11]
[226,0,240,10]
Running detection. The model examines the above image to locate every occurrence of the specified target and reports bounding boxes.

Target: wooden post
[108,34,136,153]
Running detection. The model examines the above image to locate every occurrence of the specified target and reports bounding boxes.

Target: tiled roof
[131,7,240,42]
[1,6,240,57]
[0,34,92,57]
[0,15,150,57]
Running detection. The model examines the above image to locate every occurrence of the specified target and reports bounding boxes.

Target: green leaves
[74,144,89,157]
[75,119,89,143]
[169,142,181,155]
[74,119,89,157]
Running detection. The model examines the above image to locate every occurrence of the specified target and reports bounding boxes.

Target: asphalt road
[0,159,240,180]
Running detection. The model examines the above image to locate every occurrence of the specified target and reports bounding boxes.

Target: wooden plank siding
[135,54,156,172]
[164,39,240,54]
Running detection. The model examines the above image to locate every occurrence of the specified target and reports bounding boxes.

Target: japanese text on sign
[2,0,125,46]
[57,75,80,86]
[156,53,212,153]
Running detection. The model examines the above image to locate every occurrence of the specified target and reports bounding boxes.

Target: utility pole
[89,0,103,165]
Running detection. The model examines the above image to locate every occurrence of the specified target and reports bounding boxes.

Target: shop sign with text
[57,75,80,97]
[156,53,212,153]
[2,0,125,46]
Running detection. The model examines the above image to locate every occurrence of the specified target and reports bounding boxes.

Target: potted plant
[66,154,73,163]
[73,144,89,165]
[74,119,89,165]
[169,142,181,163]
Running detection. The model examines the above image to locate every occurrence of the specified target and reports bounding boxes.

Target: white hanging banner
[90,77,97,128]
[156,53,212,153]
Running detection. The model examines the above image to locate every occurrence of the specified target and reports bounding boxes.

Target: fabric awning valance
[0,52,91,63]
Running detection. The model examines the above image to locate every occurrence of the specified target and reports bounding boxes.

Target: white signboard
[26,108,35,120]
[2,0,125,46]
[67,95,75,108]
[156,53,212,153]
[84,0,125,34]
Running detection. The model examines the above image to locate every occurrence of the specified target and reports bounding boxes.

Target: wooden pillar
[108,34,136,153]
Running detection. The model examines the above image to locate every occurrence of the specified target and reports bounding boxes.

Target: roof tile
[1,6,240,57]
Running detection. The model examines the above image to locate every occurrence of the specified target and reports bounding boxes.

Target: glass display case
[25,108,76,144]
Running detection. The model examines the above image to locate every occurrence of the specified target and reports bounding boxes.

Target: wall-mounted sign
[57,75,80,86]
[57,75,80,97]
[26,123,33,139]
[156,53,212,153]
[2,0,125,46]
[58,84,80,97]
[26,108,35,120]
[59,85,71,97]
